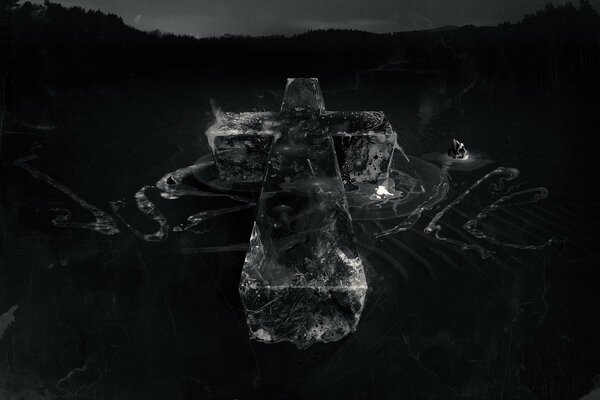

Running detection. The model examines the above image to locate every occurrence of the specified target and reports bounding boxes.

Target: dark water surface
[1,72,599,399]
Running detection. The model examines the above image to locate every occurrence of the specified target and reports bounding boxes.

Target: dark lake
[1,69,599,399]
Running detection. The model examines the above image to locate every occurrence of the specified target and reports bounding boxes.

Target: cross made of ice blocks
[209,78,397,349]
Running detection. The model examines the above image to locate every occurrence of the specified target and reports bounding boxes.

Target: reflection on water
[14,144,120,235]
[463,186,562,251]
[372,159,450,237]
[2,76,590,400]
[14,137,560,260]
[110,186,169,242]
[421,150,494,172]
[425,167,560,259]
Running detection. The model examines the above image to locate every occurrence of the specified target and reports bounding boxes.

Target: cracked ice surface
[208,112,281,183]
[239,122,367,349]
[322,111,397,185]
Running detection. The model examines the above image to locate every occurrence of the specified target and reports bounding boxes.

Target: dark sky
[34,0,600,37]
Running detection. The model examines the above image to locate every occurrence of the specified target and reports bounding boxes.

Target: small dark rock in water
[448,138,468,159]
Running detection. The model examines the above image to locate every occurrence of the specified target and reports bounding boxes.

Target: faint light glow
[370,184,394,200]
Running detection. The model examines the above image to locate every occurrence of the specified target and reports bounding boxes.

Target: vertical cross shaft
[239,79,367,348]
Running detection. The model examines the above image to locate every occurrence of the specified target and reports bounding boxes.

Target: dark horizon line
[24,0,598,40]
[153,24,466,40]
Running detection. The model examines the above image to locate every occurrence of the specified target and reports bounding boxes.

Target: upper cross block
[208,111,281,183]
[323,110,397,185]
[280,77,325,113]
[209,78,397,186]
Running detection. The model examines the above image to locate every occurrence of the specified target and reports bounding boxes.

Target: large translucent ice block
[239,127,367,349]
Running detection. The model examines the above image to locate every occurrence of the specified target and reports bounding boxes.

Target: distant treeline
[1,0,600,89]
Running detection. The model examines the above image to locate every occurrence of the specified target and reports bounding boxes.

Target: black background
[1,1,600,399]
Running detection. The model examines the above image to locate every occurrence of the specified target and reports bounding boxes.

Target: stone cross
[209,78,397,349]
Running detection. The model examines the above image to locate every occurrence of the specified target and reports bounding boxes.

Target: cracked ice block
[239,132,367,349]
[207,79,397,187]
[280,78,325,113]
[208,112,281,183]
[322,111,397,185]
